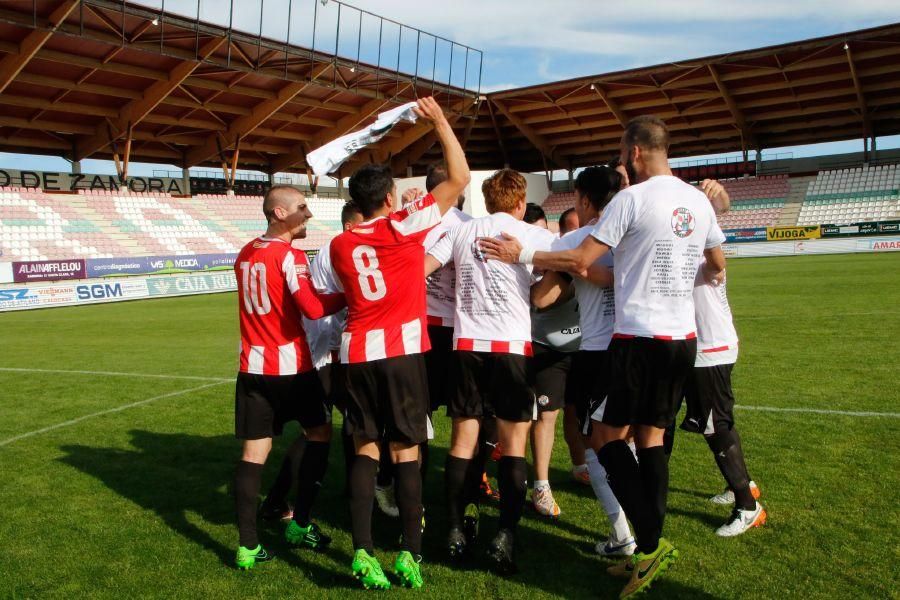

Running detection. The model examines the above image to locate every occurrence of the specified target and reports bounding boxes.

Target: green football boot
[235,544,272,570]
[351,549,391,590]
[285,520,331,550]
[393,550,423,589]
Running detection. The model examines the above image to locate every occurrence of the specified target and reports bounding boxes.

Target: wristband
[518,247,535,264]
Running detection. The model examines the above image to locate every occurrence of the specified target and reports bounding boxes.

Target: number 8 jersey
[330,194,442,363]
[235,236,345,375]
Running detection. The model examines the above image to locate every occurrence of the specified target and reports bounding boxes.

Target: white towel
[306,101,419,176]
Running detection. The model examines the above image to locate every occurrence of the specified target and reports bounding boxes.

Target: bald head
[263,185,303,223]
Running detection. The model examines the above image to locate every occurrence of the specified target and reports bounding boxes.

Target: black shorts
[449,351,535,423]
[530,343,574,412]
[680,363,736,435]
[570,349,612,436]
[344,354,430,445]
[318,362,349,413]
[601,337,697,428]
[234,371,330,440]
[424,324,454,411]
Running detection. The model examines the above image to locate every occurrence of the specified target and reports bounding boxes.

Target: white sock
[608,509,633,545]
[572,463,588,474]
[585,449,622,515]
[534,479,550,491]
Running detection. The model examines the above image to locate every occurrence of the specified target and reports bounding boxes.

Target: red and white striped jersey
[330,194,442,363]
[235,236,345,375]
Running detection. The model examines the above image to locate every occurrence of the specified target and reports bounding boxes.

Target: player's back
[330,195,441,363]
[433,212,555,347]
[598,175,722,338]
[235,236,313,374]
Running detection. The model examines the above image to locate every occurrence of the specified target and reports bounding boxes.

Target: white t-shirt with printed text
[693,260,739,366]
[423,207,472,326]
[428,211,556,355]
[552,225,616,351]
[591,175,725,339]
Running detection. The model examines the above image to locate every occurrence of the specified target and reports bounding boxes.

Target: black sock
[234,460,264,548]
[637,446,669,551]
[463,449,485,508]
[394,460,424,555]
[376,440,394,487]
[706,428,755,510]
[349,455,379,552]
[445,455,470,529]
[662,422,676,458]
[498,456,527,532]
[341,429,355,496]
[293,441,330,526]
[419,441,430,487]
[265,437,306,507]
[597,440,653,553]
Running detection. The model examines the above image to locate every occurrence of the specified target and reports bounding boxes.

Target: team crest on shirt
[671,207,695,238]
[470,240,487,263]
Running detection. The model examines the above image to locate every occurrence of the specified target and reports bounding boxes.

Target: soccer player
[677,259,766,536]
[426,169,556,573]
[329,96,470,590]
[524,203,581,518]
[530,165,637,557]
[258,201,363,520]
[232,185,347,570]
[479,116,727,597]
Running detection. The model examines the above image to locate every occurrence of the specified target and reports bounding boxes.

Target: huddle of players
[231,97,766,596]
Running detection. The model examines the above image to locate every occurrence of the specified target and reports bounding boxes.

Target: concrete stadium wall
[395,171,550,218]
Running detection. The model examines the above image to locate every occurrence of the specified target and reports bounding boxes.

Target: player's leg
[275,372,332,549]
[530,408,560,516]
[259,436,304,521]
[233,373,278,569]
[487,353,533,574]
[573,350,635,556]
[344,362,391,589]
[617,339,693,598]
[564,404,590,483]
[445,350,486,557]
[698,364,766,536]
[529,346,567,517]
[383,354,431,589]
[375,438,398,517]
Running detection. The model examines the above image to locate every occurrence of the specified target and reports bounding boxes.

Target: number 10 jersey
[330,194,442,364]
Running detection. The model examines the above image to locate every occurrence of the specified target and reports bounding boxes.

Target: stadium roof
[0,1,899,179]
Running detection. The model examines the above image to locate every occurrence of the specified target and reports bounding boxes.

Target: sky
[5,0,900,177]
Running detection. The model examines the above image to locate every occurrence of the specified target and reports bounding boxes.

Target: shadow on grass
[57,429,352,590]
[57,428,721,598]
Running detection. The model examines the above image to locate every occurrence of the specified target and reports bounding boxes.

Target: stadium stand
[0,190,345,261]
[797,164,900,225]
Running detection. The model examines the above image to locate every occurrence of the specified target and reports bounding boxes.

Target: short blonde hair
[482,169,526,214]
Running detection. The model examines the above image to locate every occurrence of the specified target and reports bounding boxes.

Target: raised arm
[413,97,470,215]
[700,179,731,215]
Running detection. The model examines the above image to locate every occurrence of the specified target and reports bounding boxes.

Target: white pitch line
[736,405,900,418]
[0,367,230,382]
[0,380,230,448]
[737,311,900,320]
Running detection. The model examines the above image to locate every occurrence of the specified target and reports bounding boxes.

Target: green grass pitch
[1,253,898,599]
